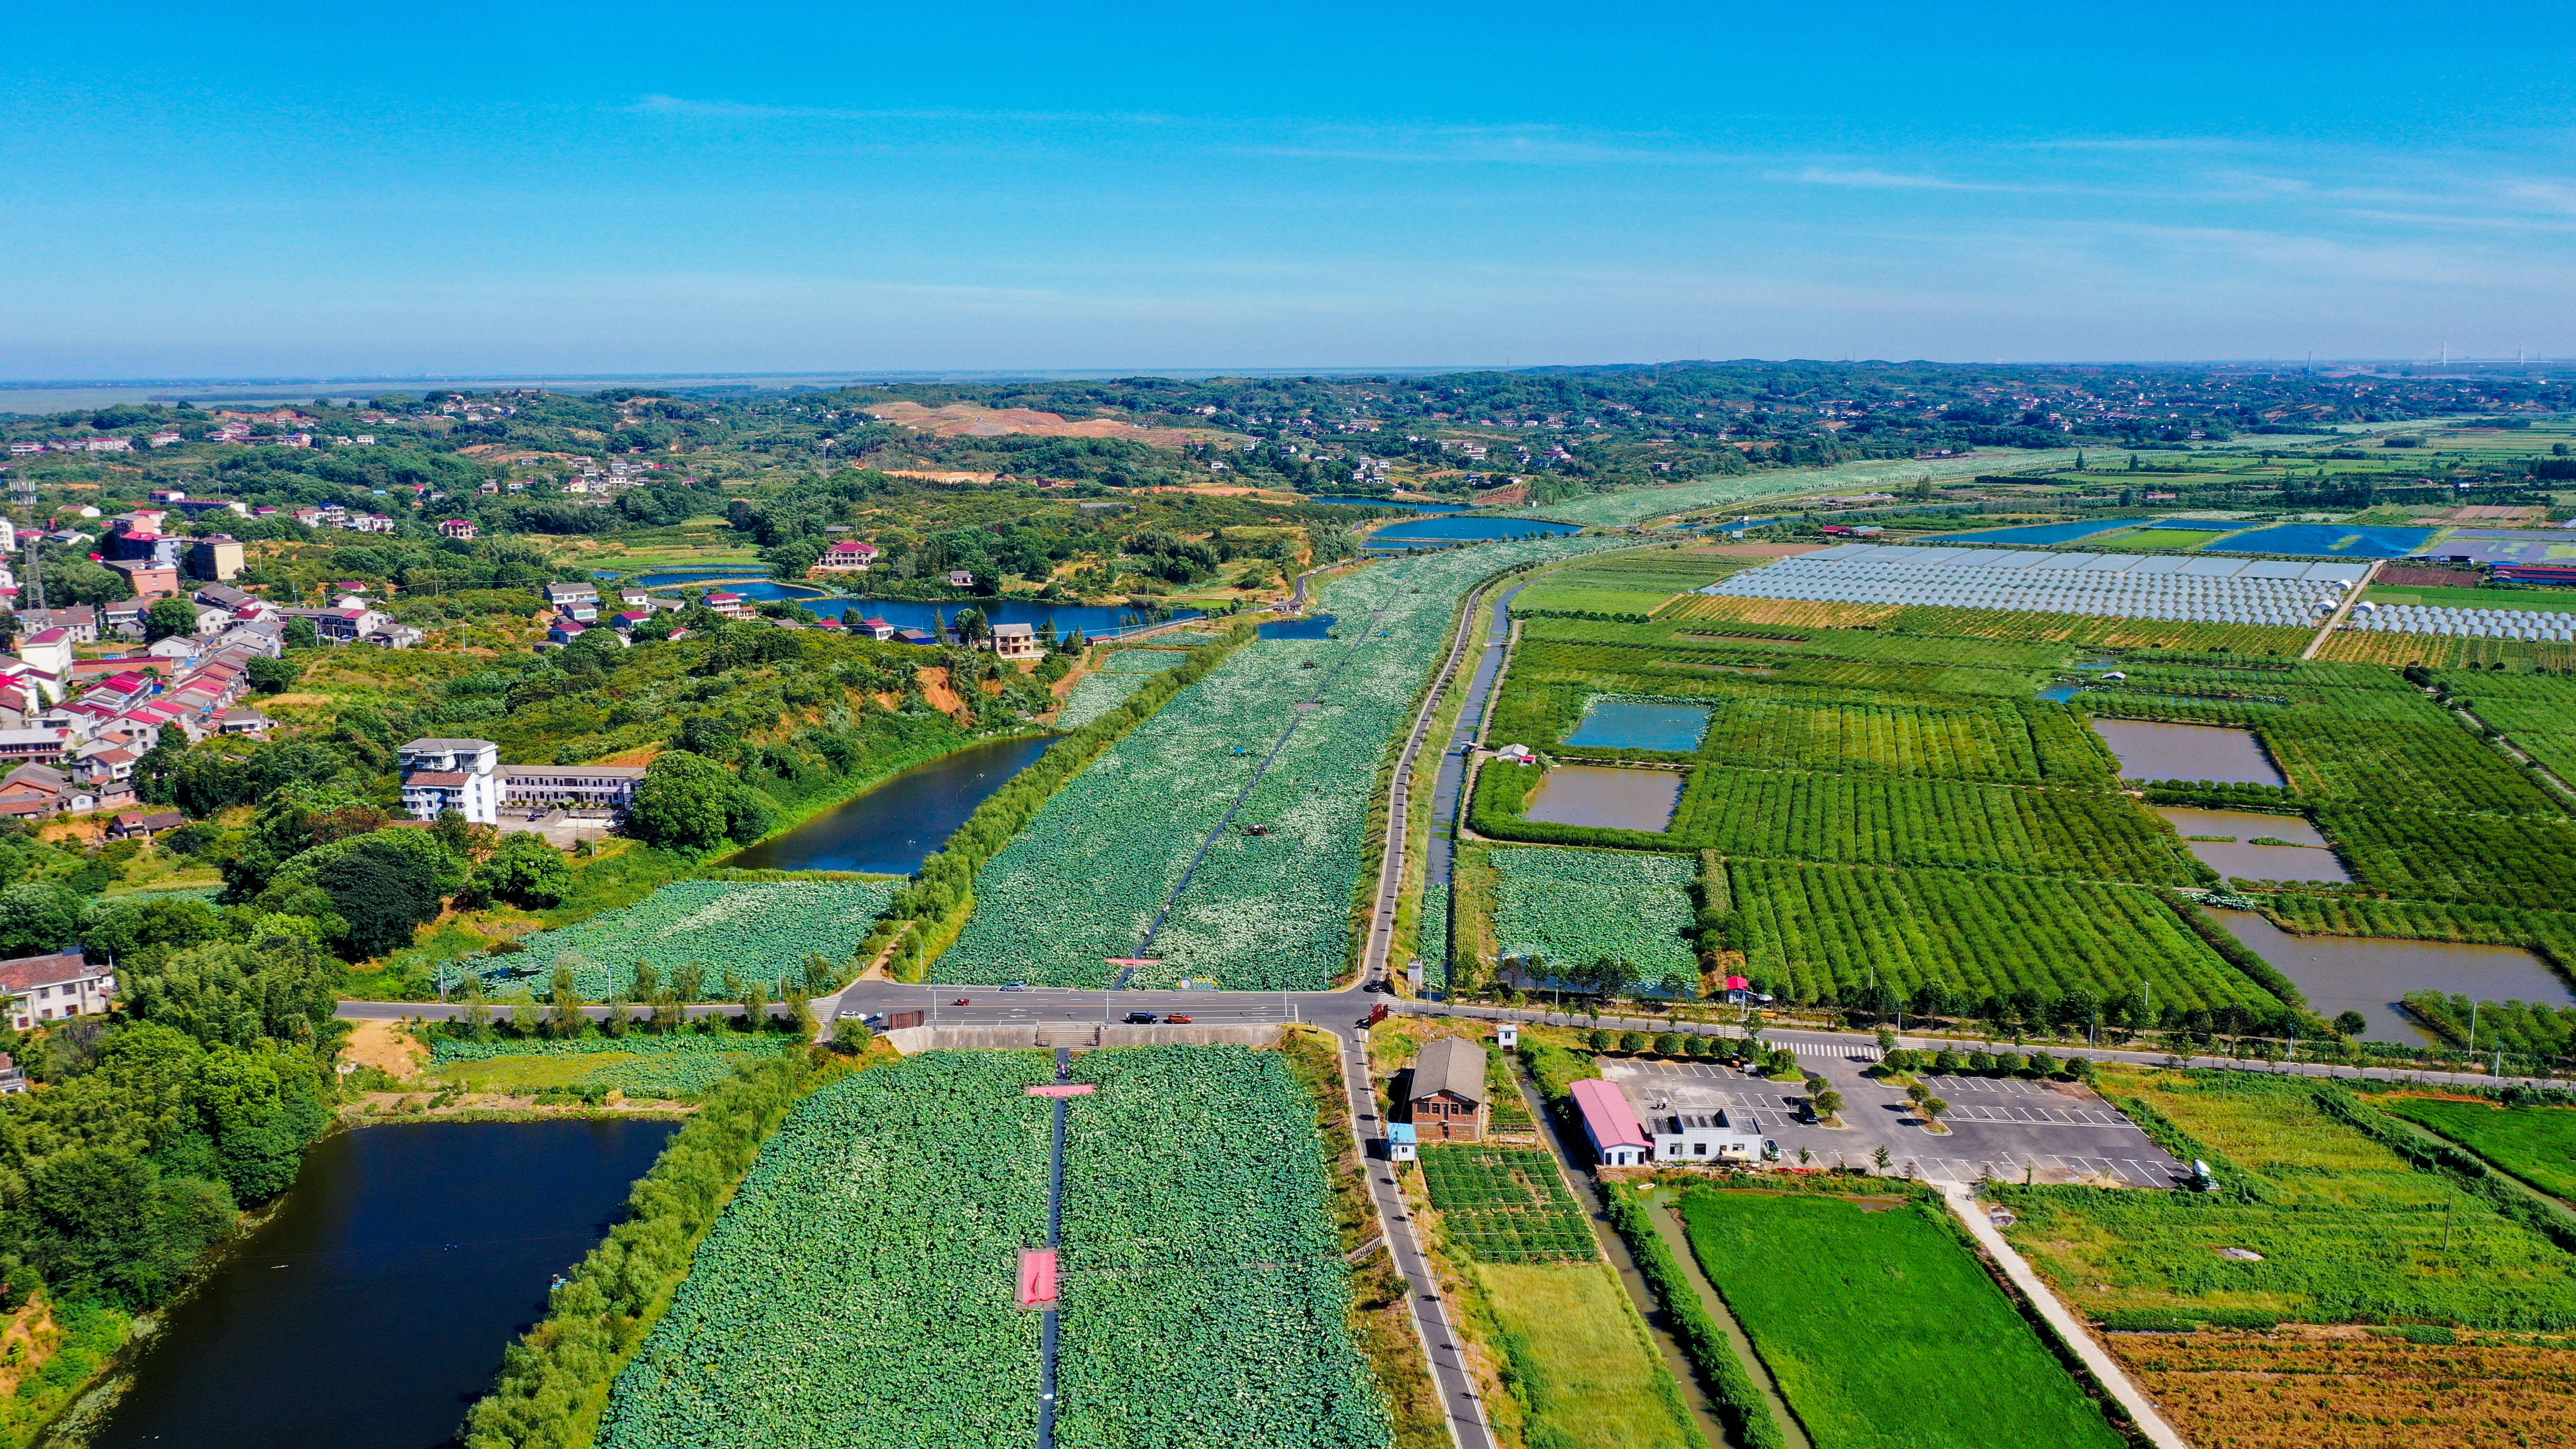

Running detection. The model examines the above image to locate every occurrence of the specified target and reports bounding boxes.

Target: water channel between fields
[85,1119,678,1449]
[2089,719,2287,788]
[1525,765,1683,831]
[2202,908,2573,1045]
[726,734,1061,874]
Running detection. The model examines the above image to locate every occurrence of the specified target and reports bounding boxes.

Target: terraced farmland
[597,1045,1389,1449]
[939,535,1624,989]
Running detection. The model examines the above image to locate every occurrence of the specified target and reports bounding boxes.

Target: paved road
[336,989,2560,1098]
[1363,570,1514,988]
[1331,1025,1492,1449]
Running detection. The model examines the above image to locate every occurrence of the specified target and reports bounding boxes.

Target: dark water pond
[2203,908,2570,1044]
[1362,517,1583,550]
[796,597,1204,635]
[1525,765,1682,831]
[1305,495,1470,511]
[727,735,1059,874]
[1261,613,1338,640]
[2091,719,2287,787]
[90,1119,677,1449]
[1564,699,1712,752]
[2153,806,2350,884]
[621,567,772,588]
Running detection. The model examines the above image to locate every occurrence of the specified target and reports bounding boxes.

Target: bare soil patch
[344,1019,429,1080]
[863,401,1229,450]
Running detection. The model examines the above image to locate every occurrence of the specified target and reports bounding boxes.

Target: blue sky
[6,0,2573,376]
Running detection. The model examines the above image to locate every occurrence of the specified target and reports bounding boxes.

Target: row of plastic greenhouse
[2344,602,2576,640]
[1706,552,2351,627]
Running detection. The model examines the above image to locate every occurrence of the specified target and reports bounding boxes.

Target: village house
[1406,1036,1488,1143]
[990,622,1041,660]
[105,809,185,841]
[703,590,754,619]
[813,539,880,572]
[0,952,116,1031]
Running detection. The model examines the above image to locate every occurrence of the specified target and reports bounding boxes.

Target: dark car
[1123,1011,1159,1025]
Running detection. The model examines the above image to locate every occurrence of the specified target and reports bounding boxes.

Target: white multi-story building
[398,737,499,824]
[0,951,115,1031]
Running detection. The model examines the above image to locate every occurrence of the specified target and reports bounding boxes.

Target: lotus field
[1056,1044,1388,1449]
[500,879,898,999]
[1057,670,1153,728]
[941,535,1624,989]
[1489,845,1698,977]
[595,1044,1389,1449]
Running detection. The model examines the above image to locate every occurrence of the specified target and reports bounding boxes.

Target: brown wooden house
[1408,1036,1487,1143]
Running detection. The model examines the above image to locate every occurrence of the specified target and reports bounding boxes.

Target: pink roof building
[1570,1079,1651,1167]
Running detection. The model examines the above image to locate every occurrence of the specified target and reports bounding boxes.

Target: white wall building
[398,737,500,824]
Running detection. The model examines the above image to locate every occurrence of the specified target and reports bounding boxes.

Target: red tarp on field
[1018,1249,1059,1307]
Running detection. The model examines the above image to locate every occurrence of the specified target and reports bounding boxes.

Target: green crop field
[1489,846,1698,977]
[942,535,1627,989]
[597,1045,1389,1449]
[1473,585,2576,1014]
[2367,585,2576,614]
[1671,768,2195,882]
[2114,527,2239,549]
[1419,1146,1598,1263]
[2315,805,2576,907]
[2385,1097,2576,1201]
[1994,1069,2576,1330]
[1682,1191,2123,1449]
[427,1032,793,1097]
[1714,857,2271,1009]
[501,879,900,1000]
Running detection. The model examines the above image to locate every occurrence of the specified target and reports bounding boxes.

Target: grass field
[1679,1191,2122,1449]
[2115,528,2240,549]
[1478,1262,1708,1449]
[2366,584,2576,614]
[2385,1097,2576,1202]
[1994,1069,2576,1330]
[2112,1328,2576,1449]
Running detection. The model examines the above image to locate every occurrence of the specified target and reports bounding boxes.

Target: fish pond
[1523,765,1684,832]
[2152,805,2351,884]
[2090,719,2287,787]
[88,1119,678,1449]
[1562,698,1713,753]
[1260,612,1338,640]
[2204,908,2572,1044]
[798,597,1204,635]
[726,734,1061,874]
[1362,517,1584,550]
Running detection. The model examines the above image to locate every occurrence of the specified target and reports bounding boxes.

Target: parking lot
[1598,1055,2189,1188]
